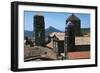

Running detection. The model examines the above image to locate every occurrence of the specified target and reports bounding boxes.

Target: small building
[49,32,65,56]
[52,35,64,56]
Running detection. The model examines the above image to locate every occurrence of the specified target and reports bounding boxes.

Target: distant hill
[24,27,90,39]
[24,30,33,39]
[45,26,62,36]
[24,26,62,39]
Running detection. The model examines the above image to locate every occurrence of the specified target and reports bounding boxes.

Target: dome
[65,14,81,36]
[66,14,80,23]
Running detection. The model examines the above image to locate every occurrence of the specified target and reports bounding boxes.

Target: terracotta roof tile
[49,32,90,45]
[67,51,90,59]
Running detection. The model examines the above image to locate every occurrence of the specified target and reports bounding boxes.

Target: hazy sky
[24,11,90,31]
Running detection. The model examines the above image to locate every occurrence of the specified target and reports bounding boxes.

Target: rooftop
[46,32,90,48]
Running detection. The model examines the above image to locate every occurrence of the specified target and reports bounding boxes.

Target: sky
[24,11,90,31]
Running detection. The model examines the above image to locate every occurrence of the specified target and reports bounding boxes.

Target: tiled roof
[50,32,65,41]
[46,32,90,49]
[24,46,57,60]
[75,37,90,45]
[67,51,90,59]
[49,32,90,45]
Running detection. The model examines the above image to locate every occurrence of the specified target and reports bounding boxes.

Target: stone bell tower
[34,13,45,46]
[65,13,81,56]
[65,21,75,56]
